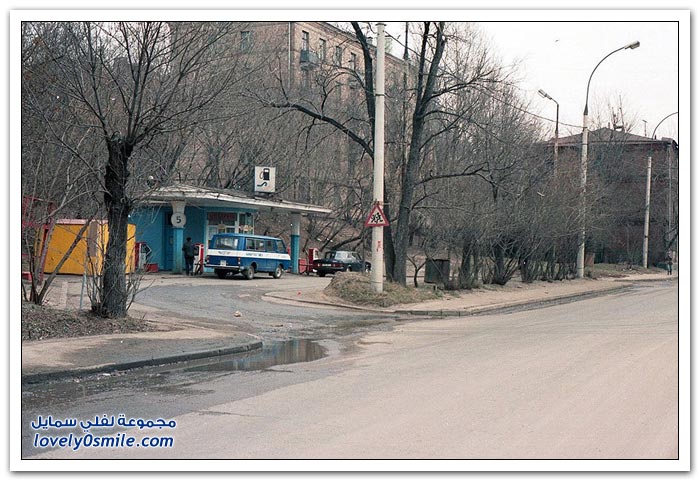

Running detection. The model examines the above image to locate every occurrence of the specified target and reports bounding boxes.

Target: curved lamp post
[642,111,678,268]
[577,40,640,279]
[538,89,559,169]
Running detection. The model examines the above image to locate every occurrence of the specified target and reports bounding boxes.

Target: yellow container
[41,220,135,275]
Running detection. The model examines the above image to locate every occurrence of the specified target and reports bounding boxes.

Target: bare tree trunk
[393,120,425,285]
[99,137,133,318]
[493,241,507,285]
[383,198,396,282]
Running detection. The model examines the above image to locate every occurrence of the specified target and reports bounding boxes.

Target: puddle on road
[22,340,329,409]
[182,339,327,373]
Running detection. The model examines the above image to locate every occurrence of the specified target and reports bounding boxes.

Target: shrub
[324,272,441,307]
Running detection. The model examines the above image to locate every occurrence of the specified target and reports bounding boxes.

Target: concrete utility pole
[667,141,673,252]
[642,155,652,268]
[371,22,386,293]
[645,111,678,266]
[577,40,640,279]
[538,89,559,169]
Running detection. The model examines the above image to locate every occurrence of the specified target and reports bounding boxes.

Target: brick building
[231,21,405,96]
[544,128,679,265]
[170,21,407,206]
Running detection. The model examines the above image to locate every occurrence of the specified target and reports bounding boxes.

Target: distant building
[169,21,407,206]
[543,128,679,265]
[228,21,405,96]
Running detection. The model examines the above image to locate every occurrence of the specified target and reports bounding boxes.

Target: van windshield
[213,236,238,250]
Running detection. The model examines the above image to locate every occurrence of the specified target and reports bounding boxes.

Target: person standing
[182,237,195,276]
[665,249,674,276]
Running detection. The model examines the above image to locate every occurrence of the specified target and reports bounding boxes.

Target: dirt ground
[20,263,672,341]
[21,302,155,341]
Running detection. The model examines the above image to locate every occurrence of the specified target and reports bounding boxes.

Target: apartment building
[545,128,679,264]
[232,21,405,98]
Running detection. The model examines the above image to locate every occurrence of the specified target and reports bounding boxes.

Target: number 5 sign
[171,213,187,227]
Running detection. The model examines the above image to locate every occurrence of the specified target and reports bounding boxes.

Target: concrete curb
[21,341,263,385]
[268,284,636,318]
[394,285,633,317]
[612,276,678,283]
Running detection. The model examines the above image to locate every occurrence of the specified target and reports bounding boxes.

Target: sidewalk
[267,271,676,316]
[21,270,676,384]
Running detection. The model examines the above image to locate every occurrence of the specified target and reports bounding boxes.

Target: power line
[472,85,584,130]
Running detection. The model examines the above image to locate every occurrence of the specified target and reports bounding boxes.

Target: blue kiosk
[130,183,331,274]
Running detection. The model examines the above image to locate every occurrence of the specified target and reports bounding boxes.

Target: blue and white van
[205,233,291,280]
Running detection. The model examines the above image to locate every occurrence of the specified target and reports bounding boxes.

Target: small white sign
[254,166,276,193]
[171,213,186,227]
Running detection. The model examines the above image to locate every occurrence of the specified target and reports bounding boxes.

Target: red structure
[21,196,56,283]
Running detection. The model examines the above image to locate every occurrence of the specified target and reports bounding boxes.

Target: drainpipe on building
[288,22,293,91]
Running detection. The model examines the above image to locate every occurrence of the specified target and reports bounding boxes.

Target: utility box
[424,258,450,284]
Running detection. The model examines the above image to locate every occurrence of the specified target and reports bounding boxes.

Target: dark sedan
[313,251,371,277]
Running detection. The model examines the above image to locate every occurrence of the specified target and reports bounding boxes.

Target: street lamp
[538,89,559,169]
[577,40,640,279]
[642,111,678,268]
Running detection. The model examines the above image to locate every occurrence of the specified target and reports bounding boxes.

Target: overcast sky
[8,6,685,145]
[478,21,680,141]
[381,16,681,143]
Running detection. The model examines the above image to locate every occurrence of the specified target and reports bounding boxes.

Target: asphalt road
[22,281,678,460]
[129,274,399,338]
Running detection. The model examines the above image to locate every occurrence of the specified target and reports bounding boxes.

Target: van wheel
[244,265,255,280]
[272,264,283,279]
[215,269,228,279]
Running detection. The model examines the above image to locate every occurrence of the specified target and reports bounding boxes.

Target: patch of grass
[21,302,155,341]
[587,263,665,279]
[324,271,442,308]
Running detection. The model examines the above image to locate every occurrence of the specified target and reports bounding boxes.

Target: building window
[319,38,327,62]
[334,46,342,66]
[350,52,357,71]
[301,31,309,52]
[240,31,253,52]
[335,82,342,102]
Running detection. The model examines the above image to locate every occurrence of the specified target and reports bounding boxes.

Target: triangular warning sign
[364,203,389,227]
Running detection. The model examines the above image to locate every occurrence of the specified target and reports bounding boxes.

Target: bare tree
[24,21,242,317]
[255,21,504,286]
[21,22,104,304]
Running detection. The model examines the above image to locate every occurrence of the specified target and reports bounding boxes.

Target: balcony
[299,49,320,70]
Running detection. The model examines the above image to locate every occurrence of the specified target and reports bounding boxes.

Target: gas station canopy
[142,183,332,215]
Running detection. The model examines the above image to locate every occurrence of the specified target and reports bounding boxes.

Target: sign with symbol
[254,166,276,193]
[364,203,389,227]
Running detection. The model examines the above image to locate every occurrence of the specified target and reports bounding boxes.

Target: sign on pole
[365,202,389,227]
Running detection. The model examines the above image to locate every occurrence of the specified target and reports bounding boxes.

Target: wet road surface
[130,275,399,338]
[22,281,679,460]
